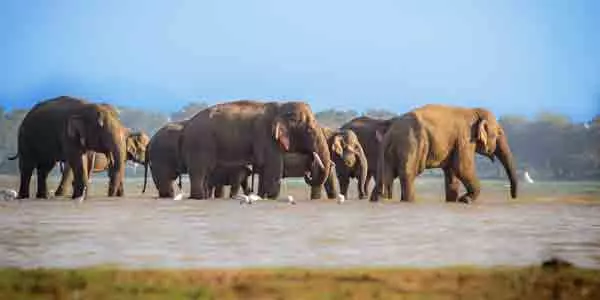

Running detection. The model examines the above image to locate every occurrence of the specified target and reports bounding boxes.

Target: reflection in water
[0,198,599,269]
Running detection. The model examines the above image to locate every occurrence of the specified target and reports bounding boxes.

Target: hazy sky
[1,0,599,120]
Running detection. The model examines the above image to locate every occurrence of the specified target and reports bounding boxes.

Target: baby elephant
[208,165,254,198]
[328,129,368,199]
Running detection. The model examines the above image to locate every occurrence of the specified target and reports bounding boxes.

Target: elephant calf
[327,129,368,199]
[143,121,188,198]
[208,165,254,198]
[54,131,150,197]
[370,104,518,203]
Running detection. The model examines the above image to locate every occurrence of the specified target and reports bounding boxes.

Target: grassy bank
[1,264,599,299]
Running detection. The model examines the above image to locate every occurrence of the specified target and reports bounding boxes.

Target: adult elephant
[328,129,368,199]
[10,96,128,199]
[142,121,187,198]
[340,116,393,196]
[370,104,518,203]
[180,100,332,199]
[54,131,150,197]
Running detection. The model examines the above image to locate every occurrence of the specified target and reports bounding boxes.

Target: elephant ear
[67,116,86,147]
[477,119,489,149]
[272,120,290,151]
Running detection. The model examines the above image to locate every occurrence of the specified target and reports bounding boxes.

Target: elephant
[369,104,518,203]
[340,116,393,196]
[143,121,188,198]
[9,96,129,199]
[180,100,332,199]
[208,164,254,198]
[54,131,150,197]
[328,129,368,199]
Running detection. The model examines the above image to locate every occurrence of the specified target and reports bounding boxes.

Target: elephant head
[125,131,150,164]
[330,129,367,170]
[270,102,332,186]
[474,109,518,198]
[66,103,127,197]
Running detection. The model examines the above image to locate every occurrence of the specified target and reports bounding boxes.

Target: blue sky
[1,0,599,121]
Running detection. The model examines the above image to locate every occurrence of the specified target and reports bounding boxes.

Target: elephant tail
[142,155,149,194]
[7,154,18,160]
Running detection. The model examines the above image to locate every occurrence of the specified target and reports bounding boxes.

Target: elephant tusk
[312,152,325,170]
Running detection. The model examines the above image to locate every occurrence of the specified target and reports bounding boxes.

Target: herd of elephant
[9,96,518,203]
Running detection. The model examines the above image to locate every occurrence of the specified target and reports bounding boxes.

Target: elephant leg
[364,173,373,196]
[258,157,283,199]
[384,182,393,199]
[443,168,460,202]
[356,175,366,200]
[153,172,175,198]
[455,154,481,203]
[54,167,73,197]
[158,181,175,198]
[189,169,210,199]
[310,185,323,200]
[382,164,395,199]
[214,185,225,198]
[71,156,89,199]
[339,176,350,199]
[17,161,34,199]
[35,162,54,199]
[229,183,241,198]
[399,174,415,202]
[116,182,124,197]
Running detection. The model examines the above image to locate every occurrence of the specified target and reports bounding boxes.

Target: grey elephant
[370,104,518,203]
[55,131,150,197]
[143,121,188,198]
[180,100,332,199]
[9,96,129,199]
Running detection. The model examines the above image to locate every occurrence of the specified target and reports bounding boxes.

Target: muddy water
[1,193,600,269]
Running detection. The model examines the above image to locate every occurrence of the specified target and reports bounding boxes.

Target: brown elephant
[10,96,128,199]
[340,116,393,196]
[54,131,150,197]
[328,128,368,199]
[370,104,518,203]
[142,121,188,198]
[180,100,332,199]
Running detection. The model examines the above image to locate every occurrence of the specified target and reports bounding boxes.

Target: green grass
[1,265,599,299]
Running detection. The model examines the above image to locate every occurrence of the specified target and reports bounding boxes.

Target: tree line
[0,102,598,180]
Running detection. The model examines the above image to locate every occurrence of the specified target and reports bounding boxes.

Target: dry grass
[1,264,599,299]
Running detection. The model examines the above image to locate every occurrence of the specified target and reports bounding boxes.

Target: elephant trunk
[356,146,369,195]
[109,147,125,196]
[495,134,518,199]
[142,153,149,194]
[307,128,332,186]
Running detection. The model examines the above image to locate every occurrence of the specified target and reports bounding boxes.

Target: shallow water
[1,192,599,269]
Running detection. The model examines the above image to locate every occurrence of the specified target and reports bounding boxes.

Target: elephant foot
[35,192,49,199]
[357,193,365,200]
